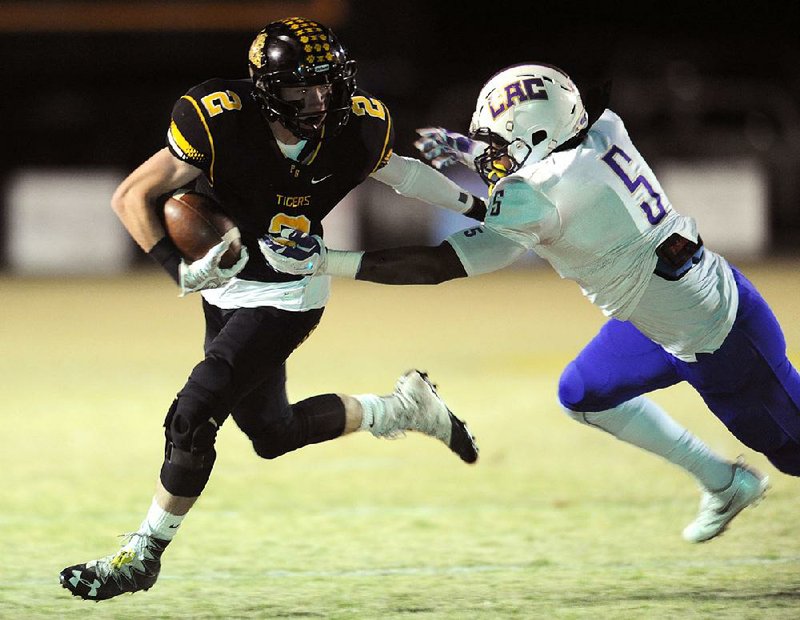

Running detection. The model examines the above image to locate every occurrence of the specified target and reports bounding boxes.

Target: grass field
[2,260,799,619]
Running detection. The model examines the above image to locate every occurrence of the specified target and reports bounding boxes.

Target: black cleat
[447,410,479,464]
[60,534,169,601]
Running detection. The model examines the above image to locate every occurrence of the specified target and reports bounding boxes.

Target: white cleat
[372,370,479,464]
[682,459,769,543]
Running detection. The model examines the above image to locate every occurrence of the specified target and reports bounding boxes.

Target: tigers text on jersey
[166,78,394,310]
[448,110,737,361]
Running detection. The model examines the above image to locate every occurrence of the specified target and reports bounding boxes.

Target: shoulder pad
[348,90,394,174]
[182,78,249,120]
[167,78,250,179]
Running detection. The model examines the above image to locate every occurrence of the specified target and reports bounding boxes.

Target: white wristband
[323,249,364,278]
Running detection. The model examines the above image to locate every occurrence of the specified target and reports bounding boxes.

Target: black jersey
[166,78,394,282]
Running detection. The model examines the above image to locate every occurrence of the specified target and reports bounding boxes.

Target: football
[162,190,242,268]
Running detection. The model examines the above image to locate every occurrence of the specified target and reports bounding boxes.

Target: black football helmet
[248,17,357,140]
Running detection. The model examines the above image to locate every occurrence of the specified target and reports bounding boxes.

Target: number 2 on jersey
[269,214,311,235]
[351,96,386,120]
[601,145,666,225]
[200,90,243,117]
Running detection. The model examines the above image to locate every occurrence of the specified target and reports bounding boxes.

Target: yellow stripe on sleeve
[181,95,216,184]
[168,120,201,159]
[371,108,393,174]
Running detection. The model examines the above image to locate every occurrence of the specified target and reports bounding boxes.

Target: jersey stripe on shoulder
[168,95,217,184]
[370,105,393,174]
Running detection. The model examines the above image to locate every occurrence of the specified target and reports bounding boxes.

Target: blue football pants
[558,267,800,475]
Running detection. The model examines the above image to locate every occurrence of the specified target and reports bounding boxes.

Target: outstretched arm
[356,242,467,284]
[260,225,527,285]
[371,153,487,221]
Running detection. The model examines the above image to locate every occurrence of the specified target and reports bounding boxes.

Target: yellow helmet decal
[279,17,330,66]
[249,32,267,68]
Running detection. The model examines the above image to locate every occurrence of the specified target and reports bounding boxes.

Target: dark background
[2,0,799,260]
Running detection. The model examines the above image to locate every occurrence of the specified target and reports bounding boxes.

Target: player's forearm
[354,243,468,285]
[261,234,468,284]
[111,180,166,250]
[113,187,180,282]
[372,155,486,220]
[112,148,203,252]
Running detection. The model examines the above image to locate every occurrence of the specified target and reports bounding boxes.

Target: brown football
[162,191,242,268]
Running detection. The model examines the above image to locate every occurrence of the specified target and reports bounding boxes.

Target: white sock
[354,394,386,434]
[136,497,185,541]
[565,396,733,491]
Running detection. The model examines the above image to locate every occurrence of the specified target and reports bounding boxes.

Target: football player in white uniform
[262,62,800,543]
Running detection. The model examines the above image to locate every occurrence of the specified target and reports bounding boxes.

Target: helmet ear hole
[530,130,547,146]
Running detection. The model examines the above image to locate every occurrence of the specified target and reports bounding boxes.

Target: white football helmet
[469,63,588,185]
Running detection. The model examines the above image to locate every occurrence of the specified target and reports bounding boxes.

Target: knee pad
[251,417,296,460]
[559,361,626,412]
[251,394,345,460]
[558,362,586,411]
[160,398,220,497]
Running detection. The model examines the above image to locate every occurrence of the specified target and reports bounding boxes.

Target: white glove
[258,228,327,276]
[179,229,249,296]
[414,127,488,171]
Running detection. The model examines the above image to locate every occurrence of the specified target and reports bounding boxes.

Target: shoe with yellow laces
[60,533,169,600]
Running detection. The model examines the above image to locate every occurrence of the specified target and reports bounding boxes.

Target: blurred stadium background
[1,1,799,271]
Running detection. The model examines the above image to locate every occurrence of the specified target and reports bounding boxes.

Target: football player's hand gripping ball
[414,127,488,171]
[259,228,327,276]
[179,228,249,296]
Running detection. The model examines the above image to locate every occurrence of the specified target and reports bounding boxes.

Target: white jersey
[201,274,330,311]
[448,109,738,361]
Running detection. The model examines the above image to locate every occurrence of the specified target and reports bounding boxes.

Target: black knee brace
[252,393,345,459]
[159,398,219,497]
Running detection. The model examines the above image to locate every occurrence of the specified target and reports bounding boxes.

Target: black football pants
[159,300,345,496]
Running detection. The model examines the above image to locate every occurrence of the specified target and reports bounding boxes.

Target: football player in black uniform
[60,17,484,601]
